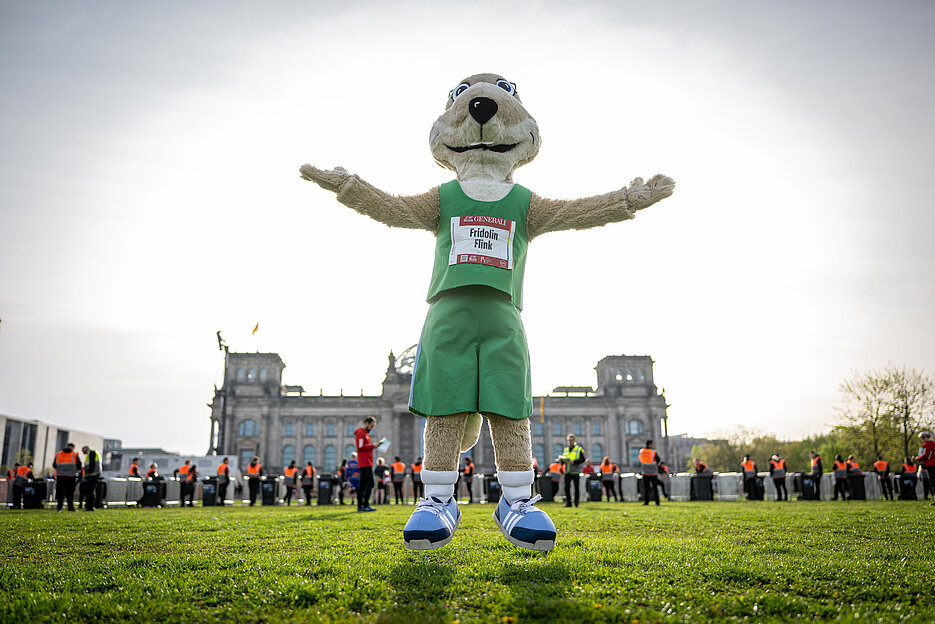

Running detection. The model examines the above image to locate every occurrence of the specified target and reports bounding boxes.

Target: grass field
[1,500,933,623]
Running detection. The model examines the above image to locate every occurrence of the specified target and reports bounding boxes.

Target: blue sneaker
[403,496,461,550]
[492,494,556,552]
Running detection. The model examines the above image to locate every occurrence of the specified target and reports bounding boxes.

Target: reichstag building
[208,349,670,474]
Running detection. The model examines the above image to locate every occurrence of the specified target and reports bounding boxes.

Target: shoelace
[509,494,542,514]
[414,496,446,515]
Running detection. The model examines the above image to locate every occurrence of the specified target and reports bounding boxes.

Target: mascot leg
[403,414,466,551]
[488,413,556,552]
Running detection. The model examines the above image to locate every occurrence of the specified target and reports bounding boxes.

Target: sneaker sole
[492,510,555,552]
[403,511,461,551]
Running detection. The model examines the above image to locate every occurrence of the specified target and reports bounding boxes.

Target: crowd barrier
[1,470,929,508]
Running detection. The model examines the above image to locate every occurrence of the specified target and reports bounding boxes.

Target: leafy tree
[835,364,935,461]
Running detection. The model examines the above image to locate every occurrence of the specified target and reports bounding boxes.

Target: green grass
[1,500,933,623]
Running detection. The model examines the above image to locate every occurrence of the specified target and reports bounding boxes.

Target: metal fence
[1,471,929,508]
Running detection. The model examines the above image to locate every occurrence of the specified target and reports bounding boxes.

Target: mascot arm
[526,174,674,240]
[300,164,440,233]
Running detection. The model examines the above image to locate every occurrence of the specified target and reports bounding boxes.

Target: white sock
[498,469,534,503]
[421,470,458,501]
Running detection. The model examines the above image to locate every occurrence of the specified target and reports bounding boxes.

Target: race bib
[448,216,516,269]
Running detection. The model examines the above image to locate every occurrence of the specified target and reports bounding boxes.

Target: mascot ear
[460,413,484,453]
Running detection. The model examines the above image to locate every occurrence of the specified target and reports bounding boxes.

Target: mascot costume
[300,73,674,552]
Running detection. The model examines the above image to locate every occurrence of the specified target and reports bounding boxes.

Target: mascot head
[429,73,540,182]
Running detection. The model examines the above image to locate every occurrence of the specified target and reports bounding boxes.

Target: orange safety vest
[128,464,141,477]
[638,448,658,475]
[832,460,848,479]
[146,468,158,479]
[600,461,615,480]
[177,465,190,478]
[463,463,474,480]
[55,450,79,476]
[549,461,564,478]
[848,460,860,469]
[391,461,406,482]
[217,462,229,476]
[411,463,422,483]
[14,465,32,485]
[810,456,822,473]
[902,463,916,473]
[874,460,888,472]
[247,463,262,477]
[769,459,787,478]
[301,465,316,485]
[186,469,197,482]
[284,466,298,485]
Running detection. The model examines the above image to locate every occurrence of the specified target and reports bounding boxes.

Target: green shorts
[409,285,532,420]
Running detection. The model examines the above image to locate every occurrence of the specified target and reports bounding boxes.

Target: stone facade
[209,352,669,475]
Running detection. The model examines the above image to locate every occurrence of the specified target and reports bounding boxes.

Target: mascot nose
[468,97,498,125]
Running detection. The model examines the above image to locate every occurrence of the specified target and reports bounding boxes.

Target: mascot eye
[451,83,471,99]
[496,80,516,95]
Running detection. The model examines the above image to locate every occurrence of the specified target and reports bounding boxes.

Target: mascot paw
[625,174,675,211]
[299,164,350,192]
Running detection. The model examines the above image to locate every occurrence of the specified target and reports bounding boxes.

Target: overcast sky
[1,1,933,455]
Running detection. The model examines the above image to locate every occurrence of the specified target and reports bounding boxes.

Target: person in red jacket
[355,416,386,512]
[917,431,935,506]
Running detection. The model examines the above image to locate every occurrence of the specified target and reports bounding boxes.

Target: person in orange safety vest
[52,443,81,511]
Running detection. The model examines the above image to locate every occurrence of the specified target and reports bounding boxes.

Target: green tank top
[427,180,530,309]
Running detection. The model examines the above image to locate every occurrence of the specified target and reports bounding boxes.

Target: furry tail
[460,413,483,453]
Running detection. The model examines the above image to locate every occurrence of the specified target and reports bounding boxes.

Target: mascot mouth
[446,142,517,154]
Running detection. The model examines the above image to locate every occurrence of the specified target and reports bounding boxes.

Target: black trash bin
[848,474,866,500]
[317,473,334,505]
[751,476,765,501]
[484,474,501,504]
[537,473,554,502]
[692,474,714,501]
[202,476,217,507]
[587,475,602,502]
[797,473,818,500]
[143,480,164,507]
[23,479,46,509]
[261,476,278,505]
[898,475,917,500]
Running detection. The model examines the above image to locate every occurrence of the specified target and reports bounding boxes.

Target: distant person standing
[411,457,424,500]
[638,440,661,506]
[740,455,758,500]
[182,464,198,507]
[390,457,407,504]
[301,461,316,505]
[561,434,586,508]
[693,458,710,473]
[216,457,231,506]
[11,462,34,509]
[345,454,361,506]
[809,451,824,499]
[373,458,390,505]
[81,445,102,512]
[245,457,264,506]
[599,456,619,502]
[873,455,893,501]
[283,460,299,505]
[658,462,671,500]
[354,416,380,512]
[769,454,788,501]
[916,432,935,506]
[174,460,192,508]
[548,459,564,499]
[832,454,849,501]
[53,443,81,511]
[461,457,475,504]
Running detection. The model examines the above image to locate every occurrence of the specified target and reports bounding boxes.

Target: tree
[887,366,935,458]
[835,364,935,462]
